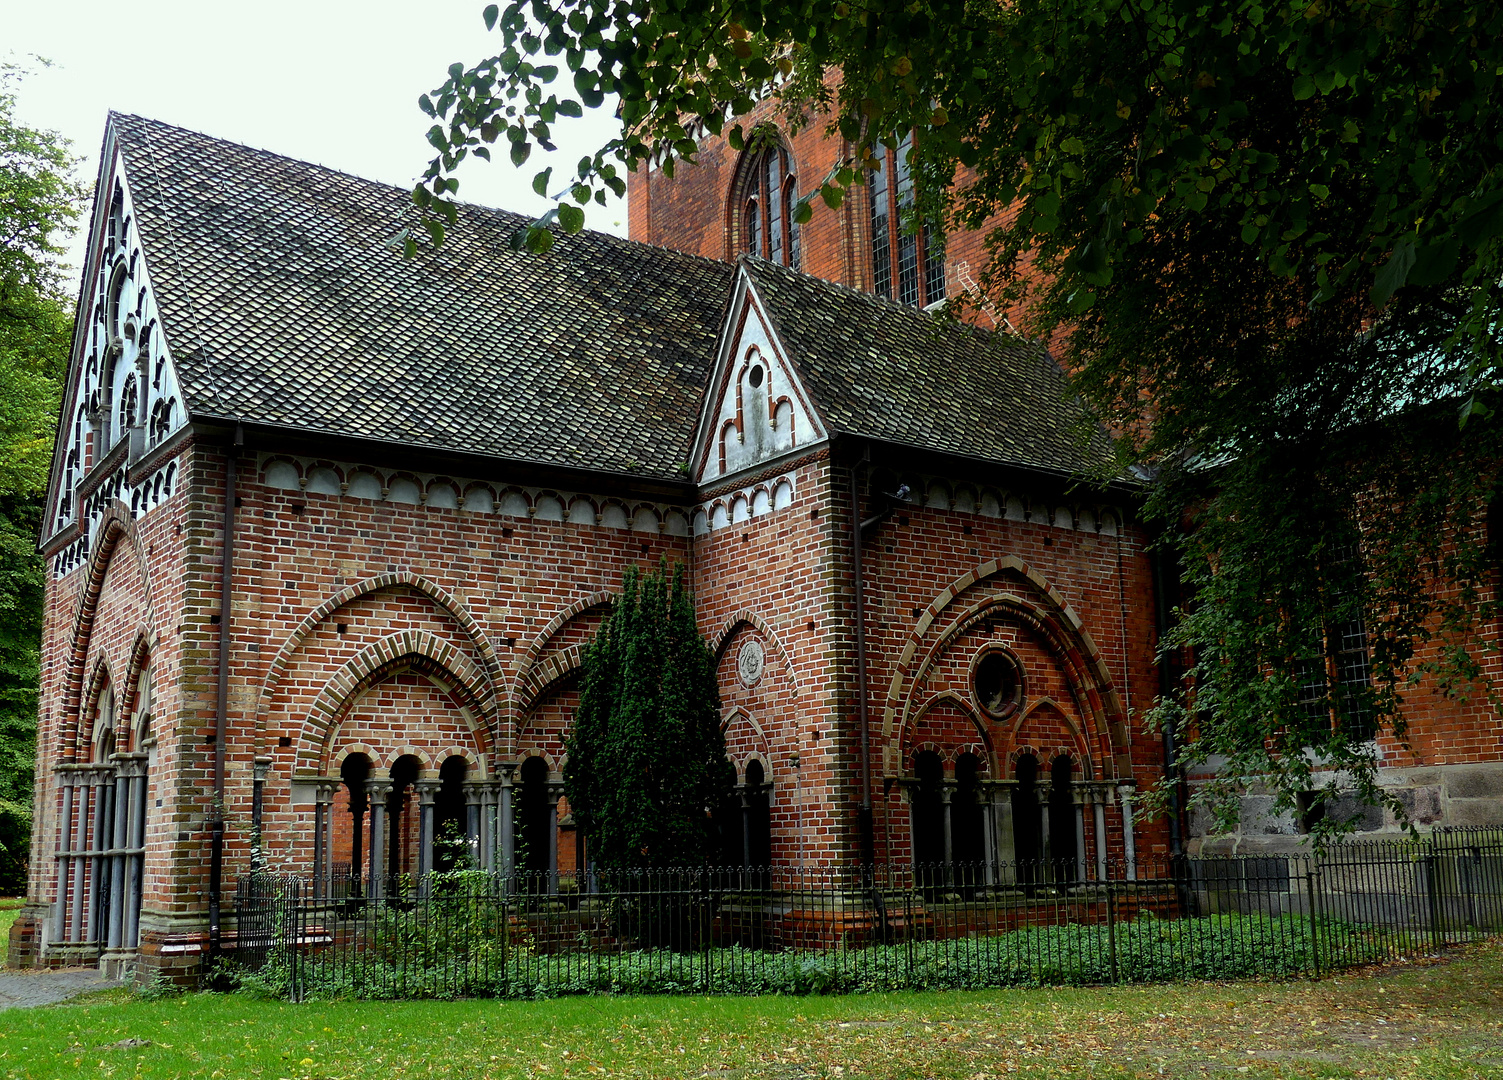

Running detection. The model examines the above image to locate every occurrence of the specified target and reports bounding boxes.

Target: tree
[0,61,86,891]
[563,562,734,870]
[417,1,1503,837]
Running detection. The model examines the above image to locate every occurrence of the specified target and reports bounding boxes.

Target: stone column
[981,785,997,885]
[498,764,515,887]
[365,779,391,899]
[108,766,129,949]
[465,783,482,869]
[991,786,1017,885]
[251,758,272,869]
[1037,785,1052,882]
[940,785,954,886]
[1074,790,1088,885]
[416,780,438,891]
[478,784,494,873]
[88,769,110,943]
[1119,785,1138,882]
[124,758,147,948]
[74,772,93,944]
[1093,789,1109,882]
[312,782,334,898]
[546,784,561,896]
[54,774,74,945]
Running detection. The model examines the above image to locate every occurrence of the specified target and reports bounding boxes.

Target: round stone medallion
[737,639,766,687]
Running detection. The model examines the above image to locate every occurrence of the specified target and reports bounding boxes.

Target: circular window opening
[973,649,1024,719]
[748,365,764,388]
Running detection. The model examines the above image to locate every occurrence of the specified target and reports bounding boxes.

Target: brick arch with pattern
[294,630,496,776]
[61,501,157,759]
[883,556,1130,783]
[712,609,801,700]
[252,572,502,749]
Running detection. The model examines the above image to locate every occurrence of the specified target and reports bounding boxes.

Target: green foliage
[0,62,84,893]
[245,912,1400,1001]
[563,561,733,871]
[418,2,1503,836]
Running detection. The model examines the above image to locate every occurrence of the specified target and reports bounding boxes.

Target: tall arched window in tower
[868,132,945,308]
[739,142,801,269]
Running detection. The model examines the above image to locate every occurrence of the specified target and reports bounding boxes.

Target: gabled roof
[109,113,734,480]
[740,258,1116,480]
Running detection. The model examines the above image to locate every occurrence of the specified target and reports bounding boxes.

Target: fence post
[1425,847,1443,951]
[1304,863,1322,979]
[1106,876,1118,984]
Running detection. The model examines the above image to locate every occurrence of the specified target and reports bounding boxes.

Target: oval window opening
[973,650,1023,718]
[748,365,764,388]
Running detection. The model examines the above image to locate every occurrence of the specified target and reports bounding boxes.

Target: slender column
[1119,785,1138,881]
[124,759,147,948]
[54,776,74,945]
[992,787,1016,885]
[349,782,365,894]
[465,783,482,868]
[251,758,271,869]
[416,781,438,889]
[982,786,997,885]
[73,774,92,943]
[478,784,494,872]
[940,785,953,885]
[547,784,561,895]
[1037,785,1052,881]
[108,767,128,948]
[90,770,111,943]
[740,790,752,871]
[311,785,329,899]
[366,779,390,899]
[321,782,337,896]
[1093,792,1109,882]
[76,775,96,943]
[499,765,515,885]
[1074,792,1088,884]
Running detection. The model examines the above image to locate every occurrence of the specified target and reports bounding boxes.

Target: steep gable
[44,141,190,571]
[692,265,827,485]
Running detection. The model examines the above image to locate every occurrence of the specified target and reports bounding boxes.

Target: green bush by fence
[235,912,1412,1001]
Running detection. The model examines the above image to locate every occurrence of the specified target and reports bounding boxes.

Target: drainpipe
[849,453,873,867]
[208,424,242,961]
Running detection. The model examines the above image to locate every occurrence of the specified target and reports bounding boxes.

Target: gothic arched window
[739,144,801,270]
[869,132,945,308]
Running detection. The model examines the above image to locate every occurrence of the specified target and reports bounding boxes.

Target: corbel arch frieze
[62,502,156,759]
[253,572,502,746]
[294,630,496,776]
[712,609,801,699]
[882,556,1129,780]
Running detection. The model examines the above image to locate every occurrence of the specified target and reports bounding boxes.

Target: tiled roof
[742,258,1116,479]
[111,113,734,480]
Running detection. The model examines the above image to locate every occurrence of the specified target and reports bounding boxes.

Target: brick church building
[12,106,1499,979]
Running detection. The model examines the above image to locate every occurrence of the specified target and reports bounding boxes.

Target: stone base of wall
[1186,760,1503,850]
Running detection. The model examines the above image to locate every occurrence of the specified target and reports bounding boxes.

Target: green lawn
[2,940,1500,1080]
[0,900,22,946]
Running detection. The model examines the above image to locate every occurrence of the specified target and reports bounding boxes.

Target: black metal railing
[227,827,1503,1000]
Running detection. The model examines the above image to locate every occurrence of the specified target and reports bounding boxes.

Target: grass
[0,901,21,946]
[1,940,1500,1080]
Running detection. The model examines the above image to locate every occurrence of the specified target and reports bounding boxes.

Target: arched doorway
[518,756,554,886]
[952,753,986,886]
[387,755,420,887]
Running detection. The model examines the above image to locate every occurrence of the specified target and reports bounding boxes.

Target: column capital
[253,756,273,783]
[415,779,439,805]
[314,780,338,803]
[365,778,394,798]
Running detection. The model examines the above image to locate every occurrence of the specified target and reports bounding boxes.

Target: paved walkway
[0,968,122,1010]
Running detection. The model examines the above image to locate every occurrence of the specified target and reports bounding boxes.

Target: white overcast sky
[5,0,627,292]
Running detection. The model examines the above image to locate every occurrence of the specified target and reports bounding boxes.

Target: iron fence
[228,827,1503,1000]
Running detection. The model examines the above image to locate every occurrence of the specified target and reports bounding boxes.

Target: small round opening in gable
[973,649,1024,719]
[748,365,764,389]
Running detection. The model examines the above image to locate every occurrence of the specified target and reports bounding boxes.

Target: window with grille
[868,133,946,308]
[1295,541,1375,742]
[740,145,800,270]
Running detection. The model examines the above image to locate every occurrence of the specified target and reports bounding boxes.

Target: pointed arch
[61,502,156,759]
[881,556,1130,780]
[901,689,993,756]
[515,591,615,711]
[713,609,801,699]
